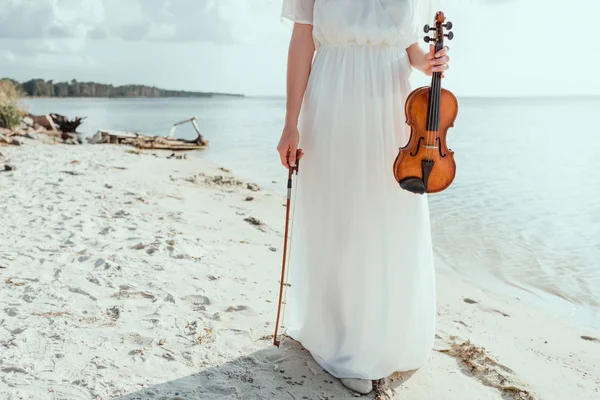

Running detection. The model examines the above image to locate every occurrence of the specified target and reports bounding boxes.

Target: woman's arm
[277,22,315,168]
[406,43,450,76]
[284,23,315,126]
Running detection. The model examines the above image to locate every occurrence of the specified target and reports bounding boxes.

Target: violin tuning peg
[424,36,435,43]
[444,32,454,40]
[444,21,453,30]
[423,24,434,33]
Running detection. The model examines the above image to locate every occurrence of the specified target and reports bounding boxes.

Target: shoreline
[21,94,245,100]
[0,141,598,399]
[433,250,600,331]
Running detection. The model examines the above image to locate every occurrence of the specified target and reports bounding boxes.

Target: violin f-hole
[410,137,424,157]
[436,137,446,157]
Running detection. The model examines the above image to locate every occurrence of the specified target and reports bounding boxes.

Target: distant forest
[2,78,243,98]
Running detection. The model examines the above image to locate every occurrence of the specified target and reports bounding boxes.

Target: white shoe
[340,378,373,395]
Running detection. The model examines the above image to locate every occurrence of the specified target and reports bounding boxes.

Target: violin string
[433,47,438,161]
[427,77,431,162]
[435,72,442,160]
[434,39,442,164]
[434,68,440,163]
[431,69,436,162]
[428,48,435,162]
[430,31,442,163]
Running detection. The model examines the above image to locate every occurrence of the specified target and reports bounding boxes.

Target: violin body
[393,86,458,194]
[393,11,458,195]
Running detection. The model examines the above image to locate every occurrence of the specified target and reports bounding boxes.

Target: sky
[0,0,598,97]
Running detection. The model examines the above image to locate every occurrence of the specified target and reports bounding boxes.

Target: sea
[23,96,600,330]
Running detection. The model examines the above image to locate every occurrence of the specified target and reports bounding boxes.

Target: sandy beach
[1,140,598,400]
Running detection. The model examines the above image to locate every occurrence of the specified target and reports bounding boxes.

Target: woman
[276,0,450,395]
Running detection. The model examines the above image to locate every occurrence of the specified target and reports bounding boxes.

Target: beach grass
[0,79,26,129]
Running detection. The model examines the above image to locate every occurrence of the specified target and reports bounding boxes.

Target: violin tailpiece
[398,159,435,195]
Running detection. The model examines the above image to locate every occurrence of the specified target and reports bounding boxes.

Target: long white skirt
[285,44,436,380]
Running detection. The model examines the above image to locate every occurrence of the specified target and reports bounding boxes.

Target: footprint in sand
[22,292,35,303]
[225,305,250,313]
[122,332,154,347]
[105,306,121,320]
[5,307,18,317]
[111,286,155,300]
[183,294,211,311]
[99,226,115,236]
[69,287,97,301]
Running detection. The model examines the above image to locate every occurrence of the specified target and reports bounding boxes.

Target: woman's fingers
[435,46,449,58]
[426,44,435,62]
[288,143,298,168]
[281,148,304,169]
[430,46,450,72]
[430,55,450,66]
[277,143,290,168]
[432,64,449,72]
[279,149,289,168]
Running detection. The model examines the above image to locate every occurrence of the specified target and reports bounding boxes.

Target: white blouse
[282,0,438,49]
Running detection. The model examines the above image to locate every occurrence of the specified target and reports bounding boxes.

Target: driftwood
[0,133,20,146]
[88,117,208,151]
[23,113,84,144]
[49,113,85,133]
[26,114,55,131]
[0,128,27,146]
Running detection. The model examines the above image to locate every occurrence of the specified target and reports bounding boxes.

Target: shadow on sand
[116,338,417,400]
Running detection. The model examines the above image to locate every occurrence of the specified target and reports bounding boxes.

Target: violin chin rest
[399,177,426,195]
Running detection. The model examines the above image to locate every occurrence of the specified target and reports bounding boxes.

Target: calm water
[24,96,600,329]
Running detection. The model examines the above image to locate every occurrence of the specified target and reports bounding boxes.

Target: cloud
[0,0,247,44]
[0,0,104,40]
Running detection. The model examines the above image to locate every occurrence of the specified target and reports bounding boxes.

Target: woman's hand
[277,124,304,169]
[424,44,450,77]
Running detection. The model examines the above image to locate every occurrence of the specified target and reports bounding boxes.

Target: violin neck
[426,42,444,132]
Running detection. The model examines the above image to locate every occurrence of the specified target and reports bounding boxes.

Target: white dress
[282,0,437,380]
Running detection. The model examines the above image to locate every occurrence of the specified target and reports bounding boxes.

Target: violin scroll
[423,12,455,45]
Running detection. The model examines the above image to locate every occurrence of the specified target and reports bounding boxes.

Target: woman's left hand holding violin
[425,44,450,77]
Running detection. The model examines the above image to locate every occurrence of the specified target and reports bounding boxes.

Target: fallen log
[88,117,208,151]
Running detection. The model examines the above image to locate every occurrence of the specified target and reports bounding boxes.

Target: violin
[393,11,458,194]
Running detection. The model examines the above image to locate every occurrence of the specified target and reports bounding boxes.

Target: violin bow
[273,156,300,348]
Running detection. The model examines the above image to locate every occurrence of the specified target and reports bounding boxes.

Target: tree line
[1,78,243,98]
